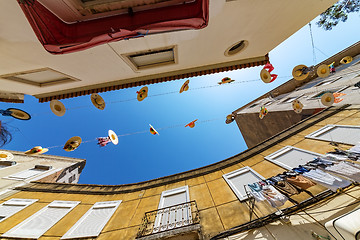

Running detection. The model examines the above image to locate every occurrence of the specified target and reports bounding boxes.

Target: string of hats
[0,55,357,155]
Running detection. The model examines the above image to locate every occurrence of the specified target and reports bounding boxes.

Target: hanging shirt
[325,161,360,182]
[248,183,266,202]
[286,175,316,190]
[303,169,351,192]
[261,185,288,208]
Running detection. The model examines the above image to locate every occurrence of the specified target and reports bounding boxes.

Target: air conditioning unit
[325,208,360,240]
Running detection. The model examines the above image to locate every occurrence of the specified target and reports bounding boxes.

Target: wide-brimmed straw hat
[108,130,118,145]
[137,87,148,101]
[7,108,31,120]
[185,119,198,128]
[25,146,48,155]
[149,124,159,135]
[91,93,105,110]
[321,92,335,107]
[63,136,82,152]
[0,151,14,161]
[340,56,353,64]
[50,100,66,116]
[180,80,190,93]
[292,99,303,113]
[260,69,272,83]
[292,65,309,81]
[317,64,330,78]
[218,77,235,85]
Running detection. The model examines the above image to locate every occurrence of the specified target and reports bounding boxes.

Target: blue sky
[1,12,359,185]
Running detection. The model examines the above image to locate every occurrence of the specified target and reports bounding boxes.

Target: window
[265,146,322,170]
[122,46,177,71]
[5,165,52,180]
[306,125,360,145]
[315,77,342,87]
[0,161,16,169]
[154,186,191,232]
[223,167,264,201]
[2,201,80,239]
[61,201,121,239]
[0,68,80,87]
[0,199,38,223]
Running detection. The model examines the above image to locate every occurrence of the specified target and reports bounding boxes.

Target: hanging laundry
[302,169,351,192]
[248,183,266,202]
[325,162,360,182]
[261,184,288,208]
[286,175,316,190]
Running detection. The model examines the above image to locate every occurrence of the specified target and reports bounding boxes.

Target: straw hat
[24,146,48,155]
[321,92,334,107]
[0,151,14,161]
[225,114,235,124]
[260,69,272,83]
[292,99,303,114]
[185,119,198,128]
[292,65,309,81]
[149,124,159,135]
[137,87,148,101]
[340,56,353,64]
[180,80,190,93]
[218,77,235,85]
[108,130,118,145]
[50,100,66,117]
[63,136,82,152]
[91,93,105,110]
[316,64,330,78]
[7,108,31,120]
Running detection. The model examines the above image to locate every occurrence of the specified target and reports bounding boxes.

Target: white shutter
[0,199,38,222]
[223,167,264,201]
[154,186,191,232]
[7,168,47,180]
[265,146,322,170]
[61,200,121,239]
[2,200,79,239]
[306,125,360,145]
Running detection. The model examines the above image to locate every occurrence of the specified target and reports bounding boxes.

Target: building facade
[0,107,359,239]
[233,41,360,148]
[0,150,85,198]
[0,0,336,103]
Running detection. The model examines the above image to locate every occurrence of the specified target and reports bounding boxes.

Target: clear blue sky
[1,13,359,185]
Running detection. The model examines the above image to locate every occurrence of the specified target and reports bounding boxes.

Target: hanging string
[44,117,223,150]
[308,22,317,65]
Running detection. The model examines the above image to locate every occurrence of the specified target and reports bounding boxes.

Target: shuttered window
[0,199,38,223]
[61,201,121,239]
[6,165,52,180]
[2,200,79,239]
[306,125,360,145]
[223,167,264,201]
[265,146,322,170]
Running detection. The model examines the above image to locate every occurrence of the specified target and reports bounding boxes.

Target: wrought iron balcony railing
[136,200,200,238]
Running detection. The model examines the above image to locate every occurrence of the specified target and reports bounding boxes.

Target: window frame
[223,166,264,201]
[3,165,56,181]
[305,124,360,145]
[61,200,121,239]
[265,146,323,170]
[2,200,80,239]
[0,198,38,223]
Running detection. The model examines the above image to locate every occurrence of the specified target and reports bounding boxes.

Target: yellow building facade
[0,104,359,240]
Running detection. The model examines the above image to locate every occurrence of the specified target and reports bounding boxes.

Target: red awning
[18,0,209,54]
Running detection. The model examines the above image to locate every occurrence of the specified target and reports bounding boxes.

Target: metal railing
[136,200,200,238]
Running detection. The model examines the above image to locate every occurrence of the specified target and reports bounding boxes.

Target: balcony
[136,201,201,240]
